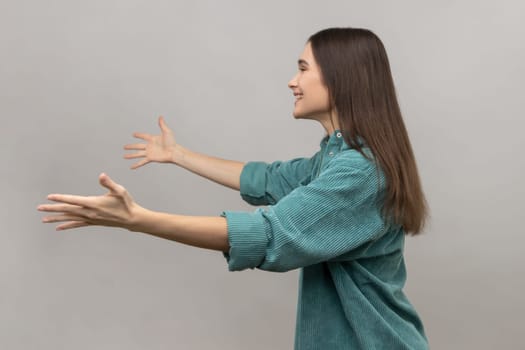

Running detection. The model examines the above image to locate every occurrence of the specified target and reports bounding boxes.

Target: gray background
[2,0,524,349]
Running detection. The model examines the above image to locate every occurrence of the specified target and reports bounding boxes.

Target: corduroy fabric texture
[221,130,428,349]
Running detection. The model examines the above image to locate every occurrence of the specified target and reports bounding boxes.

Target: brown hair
[308,27,429,235]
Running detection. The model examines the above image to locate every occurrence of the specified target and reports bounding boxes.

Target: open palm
[124,116,177,169]
[38,173,141,231]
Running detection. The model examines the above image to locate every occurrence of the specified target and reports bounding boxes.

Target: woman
[38,27,429,349]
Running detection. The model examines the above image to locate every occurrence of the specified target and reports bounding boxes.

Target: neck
[319,110,340,136]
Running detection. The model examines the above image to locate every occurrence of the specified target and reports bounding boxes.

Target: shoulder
[331,147,376,171]
[326,148,386,189]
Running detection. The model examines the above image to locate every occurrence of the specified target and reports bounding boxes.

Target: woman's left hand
[38,173,142,231]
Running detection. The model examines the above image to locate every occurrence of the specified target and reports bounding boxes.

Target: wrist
[171,145,186,166]
[126,204,152,232]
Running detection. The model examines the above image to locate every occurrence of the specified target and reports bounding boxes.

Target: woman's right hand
[124,116,178,169]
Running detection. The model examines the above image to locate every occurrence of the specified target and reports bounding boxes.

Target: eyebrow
[297,59,309,66]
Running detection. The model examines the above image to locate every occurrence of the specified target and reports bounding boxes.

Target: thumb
[99,173,121,193]
[158,115,172,133]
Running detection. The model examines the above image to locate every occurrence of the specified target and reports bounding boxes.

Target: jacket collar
[319,130,366,150]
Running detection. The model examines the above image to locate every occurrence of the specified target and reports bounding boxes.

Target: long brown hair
[308,27,429,235]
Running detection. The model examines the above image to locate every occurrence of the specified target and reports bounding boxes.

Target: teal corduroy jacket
[221,130,428,350]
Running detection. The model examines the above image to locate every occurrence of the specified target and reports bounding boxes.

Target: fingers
[45,194,94,207]
[55,221,90,231]
[124,143,146,150]
[39,207,90,230]
[124,150,149,168]
[123,151,146,159]
[133,132,152,141]
[38,203,83,213]
[130,158,149,170]
[42,213,84,223]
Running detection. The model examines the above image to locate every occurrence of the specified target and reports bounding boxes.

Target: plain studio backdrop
[1,0,524,349]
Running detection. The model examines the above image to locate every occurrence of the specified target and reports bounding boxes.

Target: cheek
[323,90,331,107]
[309,78,329,101]
[314,86,331,107]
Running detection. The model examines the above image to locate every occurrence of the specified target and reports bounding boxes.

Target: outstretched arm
[37,173,229,253]
[124,116,244,190]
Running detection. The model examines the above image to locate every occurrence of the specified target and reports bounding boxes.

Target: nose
[288,73,298,89]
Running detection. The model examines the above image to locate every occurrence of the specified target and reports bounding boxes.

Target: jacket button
[336,132,342,138]
[329,151,334,156]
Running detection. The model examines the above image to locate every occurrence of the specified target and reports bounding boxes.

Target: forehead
[299,42,314,61]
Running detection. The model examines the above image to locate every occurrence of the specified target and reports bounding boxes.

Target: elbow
[257,264,296,273]
[255,253,314,273]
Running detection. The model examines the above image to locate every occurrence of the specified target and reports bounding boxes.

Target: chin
[292,112,313,120]
[292,110,307,119]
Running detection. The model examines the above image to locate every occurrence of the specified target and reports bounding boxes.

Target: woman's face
[288,41,332,121]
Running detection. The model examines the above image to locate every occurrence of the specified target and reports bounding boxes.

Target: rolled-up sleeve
[239,152,320,206]
[222,158,388,272]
